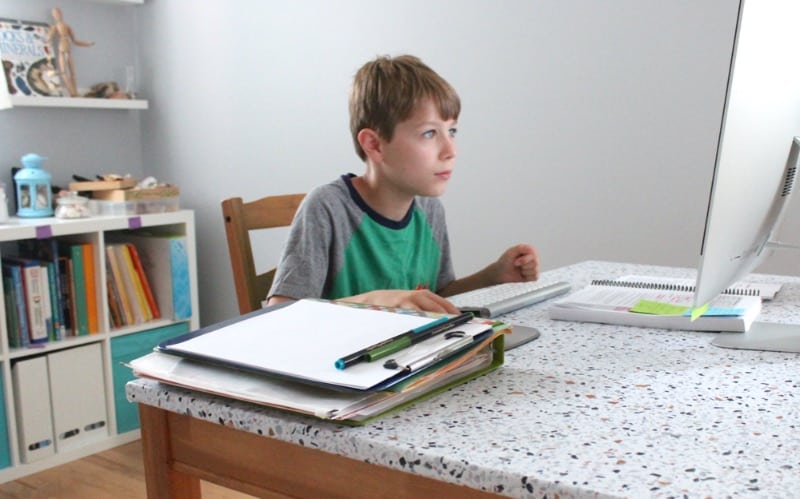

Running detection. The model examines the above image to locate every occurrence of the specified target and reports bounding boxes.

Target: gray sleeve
[418,197,456,292]
[268,187,337,300]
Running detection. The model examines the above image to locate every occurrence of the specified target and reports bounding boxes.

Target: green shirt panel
[328,206,442,299]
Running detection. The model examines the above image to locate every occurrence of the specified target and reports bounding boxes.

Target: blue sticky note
[683,307,744,318]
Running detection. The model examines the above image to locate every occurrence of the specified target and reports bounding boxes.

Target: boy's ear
[357,128,383,162]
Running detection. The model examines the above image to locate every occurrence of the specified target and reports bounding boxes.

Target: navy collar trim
[342,174,415,229]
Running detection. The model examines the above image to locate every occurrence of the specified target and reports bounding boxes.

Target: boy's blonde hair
[349,55,461,161]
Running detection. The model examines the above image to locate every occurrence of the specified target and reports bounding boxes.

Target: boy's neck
[351,174,414,222]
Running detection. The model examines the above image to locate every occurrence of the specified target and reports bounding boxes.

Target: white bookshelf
[0,210,199,482]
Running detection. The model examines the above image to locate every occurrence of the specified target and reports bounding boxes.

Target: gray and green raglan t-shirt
[268,174,455,301]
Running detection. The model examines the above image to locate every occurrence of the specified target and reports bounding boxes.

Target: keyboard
[447,280,571,318]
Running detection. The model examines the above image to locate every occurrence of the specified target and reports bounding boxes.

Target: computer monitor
[693,0,800,352]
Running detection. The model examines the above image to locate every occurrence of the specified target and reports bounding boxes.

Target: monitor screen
[694,0,800,352]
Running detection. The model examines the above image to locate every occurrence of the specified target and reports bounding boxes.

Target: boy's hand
[340,289,461,314]
[494,244,539,283]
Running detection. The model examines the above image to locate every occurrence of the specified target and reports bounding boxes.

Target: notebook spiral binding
[590,279,760,297]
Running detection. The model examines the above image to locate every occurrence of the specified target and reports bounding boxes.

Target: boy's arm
[266,295,293,307]
[268,290,460,314]
[439,243,539,297]
[339,289,460,314]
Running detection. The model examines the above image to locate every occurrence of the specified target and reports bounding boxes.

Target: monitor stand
[712,322,800,353]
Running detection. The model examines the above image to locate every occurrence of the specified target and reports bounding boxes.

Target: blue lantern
[14,153,53,218]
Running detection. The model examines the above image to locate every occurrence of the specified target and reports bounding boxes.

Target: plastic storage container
[88,197,179,216]
[55,192,90,219]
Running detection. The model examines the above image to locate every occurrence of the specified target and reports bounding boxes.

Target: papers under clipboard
[128,299,507,423]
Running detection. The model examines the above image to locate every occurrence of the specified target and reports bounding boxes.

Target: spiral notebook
[548,275,769,332]
[593,275,782,300]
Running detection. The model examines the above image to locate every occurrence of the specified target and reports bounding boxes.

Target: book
[119,244,153,322]
[105,245,133,326]
[18,239,66,340]
[106,271,123,329]
[57,256,75,336]
[2,262,29,347]
[0,18,61,97]
[119,233,191,320]
[3,274,22,347]
[38,263,53,341]
[59,243,89,336]
[81,244,99,334]
[126,243,160,319]
[548,279,762,332]
[110,244,145,324]
[4,257,48,343]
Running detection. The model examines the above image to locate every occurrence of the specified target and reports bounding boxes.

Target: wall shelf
[7,96,148,110]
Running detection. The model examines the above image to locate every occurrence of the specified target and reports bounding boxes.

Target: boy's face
[376,99,458,198]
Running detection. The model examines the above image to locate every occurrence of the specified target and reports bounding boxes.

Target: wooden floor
[0,440,254,498]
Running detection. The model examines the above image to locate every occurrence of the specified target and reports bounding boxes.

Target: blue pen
[335,315,466,370]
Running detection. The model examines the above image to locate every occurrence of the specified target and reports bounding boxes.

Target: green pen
[363,312,473,363]
[365,336,413,362]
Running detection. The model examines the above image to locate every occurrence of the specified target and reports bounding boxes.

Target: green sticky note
[630,299,690,316]
[690,303,710,321]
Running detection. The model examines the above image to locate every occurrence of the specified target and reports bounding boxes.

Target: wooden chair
[221,193,305,315]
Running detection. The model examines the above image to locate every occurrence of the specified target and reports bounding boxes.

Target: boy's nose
[441,137,457,159]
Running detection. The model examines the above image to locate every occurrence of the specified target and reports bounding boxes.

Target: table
[126,261,800,498]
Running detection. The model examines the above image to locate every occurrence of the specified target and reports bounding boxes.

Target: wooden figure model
[46,7,94,97]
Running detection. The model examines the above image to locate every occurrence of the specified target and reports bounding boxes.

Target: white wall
[135,0,800,327]
[0,0,145,189]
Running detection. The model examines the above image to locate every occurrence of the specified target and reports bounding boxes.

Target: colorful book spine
[126,243,160,319]
[3,275,21,348]
[57,256,75,336]
[2,262,30,347]
[111,244,144,324]
[61,244,89,336]
[122,234,192,321]
[18,239,65,340]
[105,271,123,328]
[43,260,62,341]
[120,244,153,322]
[105,246,133,326]
[38,264,53,341]
[81,243,99,334]
[17,260,47,343]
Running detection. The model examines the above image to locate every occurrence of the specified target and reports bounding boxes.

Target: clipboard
[130,330,505,425]
[155,299,505,392]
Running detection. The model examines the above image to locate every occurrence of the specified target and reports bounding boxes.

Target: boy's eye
[422,130,436,138]
[449,127,458,138]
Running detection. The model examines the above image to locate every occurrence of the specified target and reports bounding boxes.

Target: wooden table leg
[139,404,202,499]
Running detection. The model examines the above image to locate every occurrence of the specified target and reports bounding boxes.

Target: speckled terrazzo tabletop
[126,260,800,498]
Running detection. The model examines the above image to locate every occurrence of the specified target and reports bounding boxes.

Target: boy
[267,55,539,313]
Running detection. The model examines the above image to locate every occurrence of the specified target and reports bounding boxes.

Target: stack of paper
[129,299,507,423]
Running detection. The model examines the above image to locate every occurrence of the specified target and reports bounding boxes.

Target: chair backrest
[221,193,305,314]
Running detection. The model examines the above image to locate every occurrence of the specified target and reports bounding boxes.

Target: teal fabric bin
[0,370,9,469]
[111,322,190,433]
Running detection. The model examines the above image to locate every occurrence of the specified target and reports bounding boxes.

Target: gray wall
[6,1,798,328]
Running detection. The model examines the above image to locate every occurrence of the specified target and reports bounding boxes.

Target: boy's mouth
[435,170,452,180]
